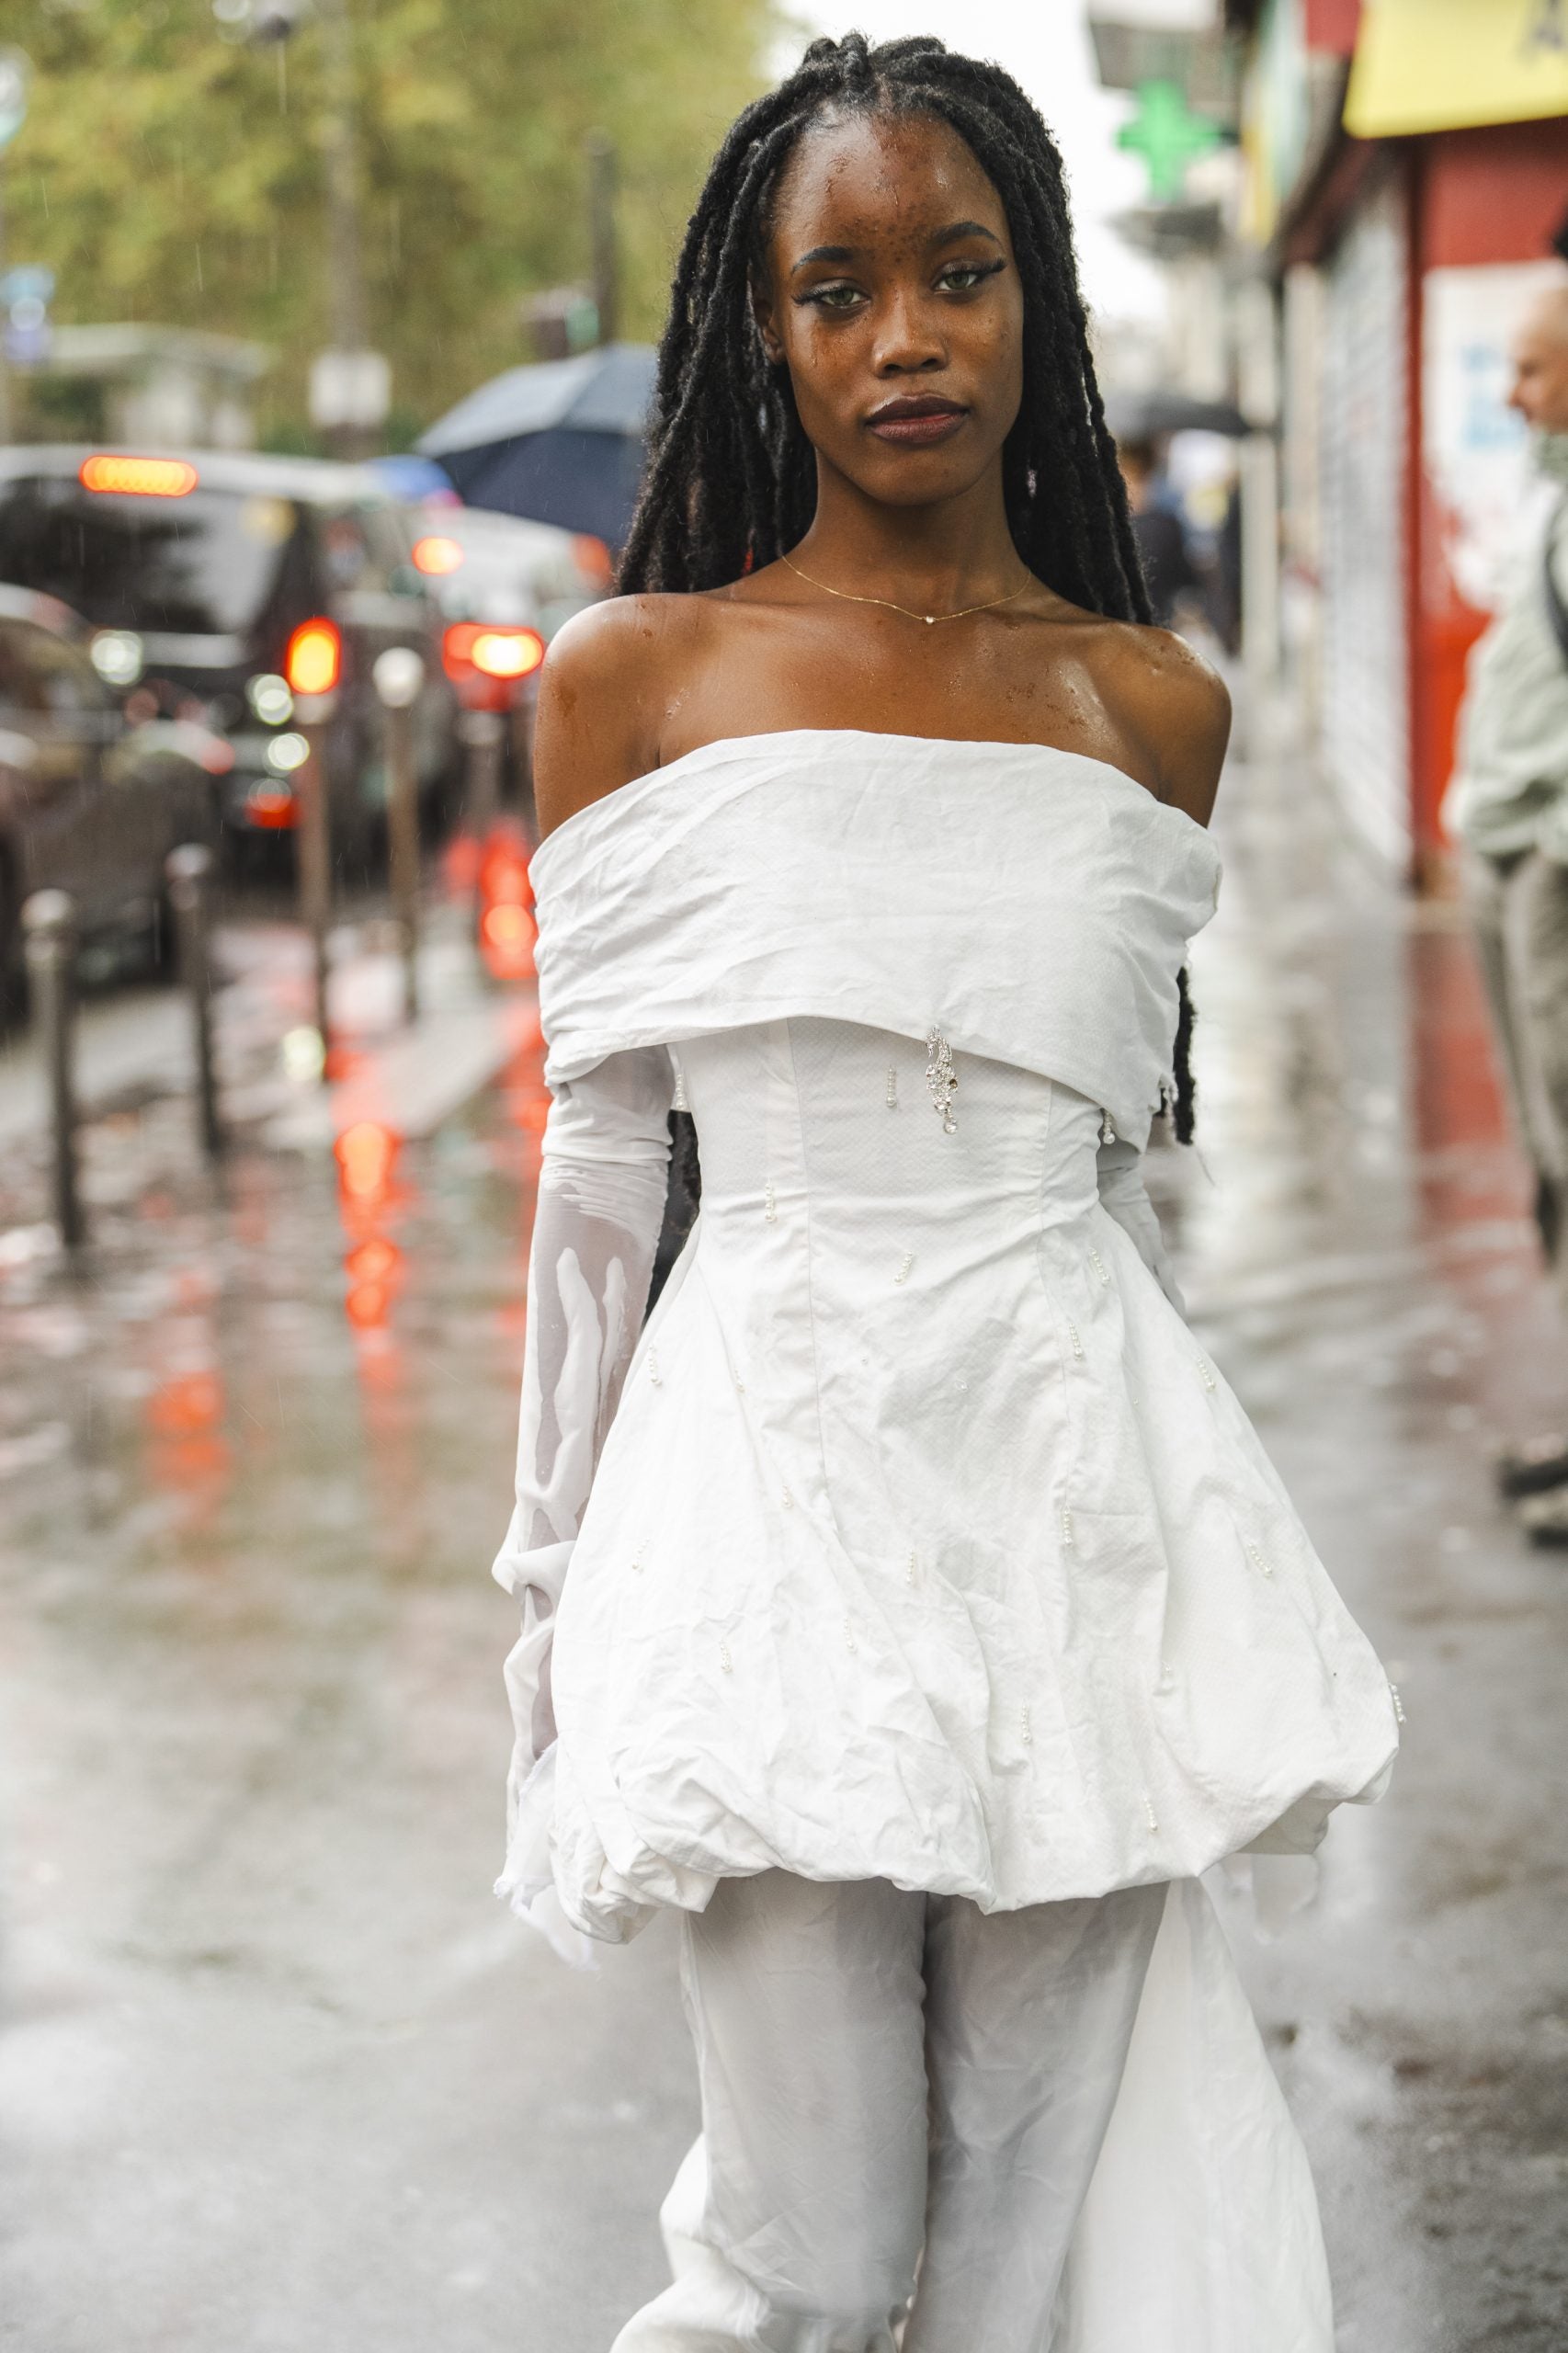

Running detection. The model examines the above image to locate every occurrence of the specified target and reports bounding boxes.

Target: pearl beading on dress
[1246,1542,1274,1579]
[925,1028,959,1133]
[894,1252,915,1285]
[886,1065,898,1109]
[1089,1247,1110,1286]
[671,1062,688,1112]
[764,1182,778,1224]
[1389,1682,1406,1725]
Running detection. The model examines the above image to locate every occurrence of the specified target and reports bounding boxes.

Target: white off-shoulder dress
[493,730,1398,2346]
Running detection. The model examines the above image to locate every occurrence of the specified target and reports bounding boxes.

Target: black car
[0,447,458,867]
[0,584,230,1012]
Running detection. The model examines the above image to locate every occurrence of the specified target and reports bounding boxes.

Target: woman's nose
[871,290,947,376]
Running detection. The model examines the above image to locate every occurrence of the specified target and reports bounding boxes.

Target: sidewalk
[0,899,539,1240]
[0,740,1563,2351]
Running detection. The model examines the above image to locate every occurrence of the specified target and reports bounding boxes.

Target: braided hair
[626,29,1197,1152]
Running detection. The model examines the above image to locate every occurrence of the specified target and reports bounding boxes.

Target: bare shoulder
[532,593,712,837]
[1089,620,1231,824]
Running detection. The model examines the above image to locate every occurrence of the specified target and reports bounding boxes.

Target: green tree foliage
[6,0,787,437]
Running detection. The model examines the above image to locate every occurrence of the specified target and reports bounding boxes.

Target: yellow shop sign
[1346,0,1568,137]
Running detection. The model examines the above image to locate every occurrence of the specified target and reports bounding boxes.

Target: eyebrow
[790,220,1004,275]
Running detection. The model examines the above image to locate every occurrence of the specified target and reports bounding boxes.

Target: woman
[494,34,1398,2350]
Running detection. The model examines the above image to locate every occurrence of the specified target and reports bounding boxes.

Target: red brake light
[472,627,544,681]
[285,618,342,698]
[412,534,464,576]
[442,622,544,683]
[80,454,199,498]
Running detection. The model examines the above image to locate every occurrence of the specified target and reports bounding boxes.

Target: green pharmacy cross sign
[1117,78,1221,204]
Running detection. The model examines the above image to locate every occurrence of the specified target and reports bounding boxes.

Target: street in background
[0,584,227,1013]
[0,447,458,867]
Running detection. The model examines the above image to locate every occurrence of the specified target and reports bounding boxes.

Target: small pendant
[925,615,935,626]
[925,1027,958,1132]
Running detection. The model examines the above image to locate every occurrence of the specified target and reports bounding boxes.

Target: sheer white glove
[1096,1135,1185,1314]
[493,1047,674,1942]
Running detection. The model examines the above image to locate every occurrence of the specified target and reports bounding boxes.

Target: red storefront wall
[1407,120,1568,872]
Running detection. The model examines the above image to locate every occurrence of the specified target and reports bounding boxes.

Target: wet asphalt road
[1,735,1566,2350]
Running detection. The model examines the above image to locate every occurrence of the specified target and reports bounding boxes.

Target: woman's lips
[866,405,968,447]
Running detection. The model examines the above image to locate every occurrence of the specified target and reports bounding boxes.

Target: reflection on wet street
[1,743,1565,2351]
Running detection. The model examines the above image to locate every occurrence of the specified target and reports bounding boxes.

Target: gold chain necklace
[779,549,1031,628]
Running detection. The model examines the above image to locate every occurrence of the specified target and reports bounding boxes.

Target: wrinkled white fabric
[494,735,1396,1950]
[529,731,1221,1147]
[491,1046,673,1959]
[613,1872,1332,2353]
[614,1868,1168,2352]
[493,1052,1190,1960]
[490,732,1394,2347]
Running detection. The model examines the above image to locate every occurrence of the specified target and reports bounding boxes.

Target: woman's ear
[749,272,786,368]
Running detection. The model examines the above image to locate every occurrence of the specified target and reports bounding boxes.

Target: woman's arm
[492,1047,673,1939]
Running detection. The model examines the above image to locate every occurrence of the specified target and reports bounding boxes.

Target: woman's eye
[803,283,864,312]
[937,260,1001,292]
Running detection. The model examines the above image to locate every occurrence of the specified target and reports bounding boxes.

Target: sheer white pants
[612,1870,1166,2353]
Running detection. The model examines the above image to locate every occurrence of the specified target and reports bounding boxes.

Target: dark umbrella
[1104,390,1250,442]
[418,343,655,549]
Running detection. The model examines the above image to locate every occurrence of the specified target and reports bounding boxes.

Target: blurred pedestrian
[494,33,1396,2350]
[1117,435,1201,627]
[1445,276,1568,1540]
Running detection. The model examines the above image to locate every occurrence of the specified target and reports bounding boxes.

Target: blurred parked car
[0,585,231,1015]
[406,502,611,636]
[404,502,610,814]
[0,448,458,868]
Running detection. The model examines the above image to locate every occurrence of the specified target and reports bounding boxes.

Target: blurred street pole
[1236,275,1282,697]
[0,46,34,445]
[0,177,10,447]
[165,844,224,1159]
[315,0,374,460]
[586,130,618,346]
[372,646,426,1025]
[21,890,84,1251]
[294,726,334,1060]
[461,710,505,845]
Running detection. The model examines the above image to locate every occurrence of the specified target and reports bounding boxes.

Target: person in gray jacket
[1447,278,1568,1540]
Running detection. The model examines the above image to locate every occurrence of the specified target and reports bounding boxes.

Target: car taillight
[284,618,342,698]
[412,534,464,575]
[79,453,198,497]
[443,622,544,682]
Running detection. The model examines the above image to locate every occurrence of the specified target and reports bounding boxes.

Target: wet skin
[535,110,1231,835]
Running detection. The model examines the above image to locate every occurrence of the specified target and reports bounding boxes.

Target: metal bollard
[293,719,334,1064]
[165,844,223,1158]
[21,890,85,1252]
[372,647,426,1026]
[460,708,506,845]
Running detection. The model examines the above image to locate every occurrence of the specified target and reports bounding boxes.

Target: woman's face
[754,108,1025,513]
